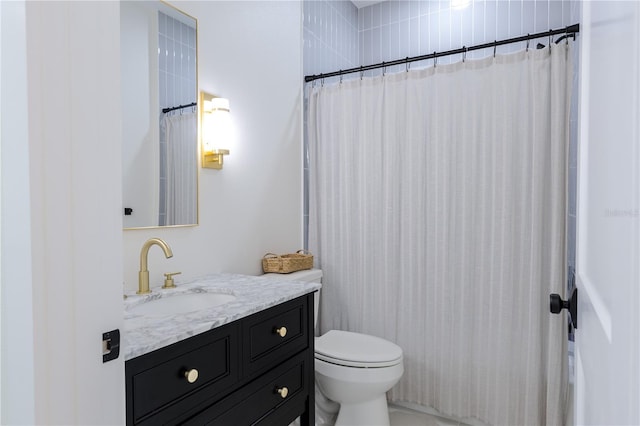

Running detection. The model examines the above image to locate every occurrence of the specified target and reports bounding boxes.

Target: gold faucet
[138,238,173,294]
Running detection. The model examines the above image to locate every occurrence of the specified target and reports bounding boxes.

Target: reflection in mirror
[121,1,198,229]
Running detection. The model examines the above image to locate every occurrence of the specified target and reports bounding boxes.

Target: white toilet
[264,269,404,426]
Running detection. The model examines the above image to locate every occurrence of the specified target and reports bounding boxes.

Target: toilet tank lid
[263,268,323,283]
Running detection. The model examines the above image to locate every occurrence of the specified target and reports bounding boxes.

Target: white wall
[122,1,304,293]
[26,2,124,424]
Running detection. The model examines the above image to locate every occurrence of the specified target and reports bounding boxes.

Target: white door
[575,2,640,425]
[22,1,125,424]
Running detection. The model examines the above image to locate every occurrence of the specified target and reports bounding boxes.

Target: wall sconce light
[200,91,231,169]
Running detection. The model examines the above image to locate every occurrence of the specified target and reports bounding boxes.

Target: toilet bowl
[262,269,404,426]
[315,330,404,426]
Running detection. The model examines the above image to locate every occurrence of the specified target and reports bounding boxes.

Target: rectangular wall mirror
[121,1,198,229]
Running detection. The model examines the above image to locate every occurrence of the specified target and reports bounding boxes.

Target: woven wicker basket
[262,250,313,274]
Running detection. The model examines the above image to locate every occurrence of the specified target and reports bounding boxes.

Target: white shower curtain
[308,45,571,426]
[161,112,197,226]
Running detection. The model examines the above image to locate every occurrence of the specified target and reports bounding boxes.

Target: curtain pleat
[161,112,197,226]
[308,45,571,426]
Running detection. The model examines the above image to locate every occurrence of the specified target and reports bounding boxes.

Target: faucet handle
[162,272,182,289]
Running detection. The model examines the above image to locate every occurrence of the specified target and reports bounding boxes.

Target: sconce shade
[203,97,230,113]
[200,92,231,169]
[210,97,230,112]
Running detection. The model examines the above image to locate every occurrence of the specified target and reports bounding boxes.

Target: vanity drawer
[184,351,310,425]
[126,325,239,424]
[242,295,310,376]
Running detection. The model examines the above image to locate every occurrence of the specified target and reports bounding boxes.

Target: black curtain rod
[162,101,197,114]
[304,23,579,83]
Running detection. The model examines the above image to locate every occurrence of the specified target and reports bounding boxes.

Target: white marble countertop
[123,273,321,360]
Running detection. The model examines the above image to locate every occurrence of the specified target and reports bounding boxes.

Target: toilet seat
[315,330,403,368]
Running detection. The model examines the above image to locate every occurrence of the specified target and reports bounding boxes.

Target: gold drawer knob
[184,368,199,384]
[277,387,289,398]
[275,327,287,338]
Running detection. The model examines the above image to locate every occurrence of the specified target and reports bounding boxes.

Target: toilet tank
[262,269,322,329]
[264,268,323,283]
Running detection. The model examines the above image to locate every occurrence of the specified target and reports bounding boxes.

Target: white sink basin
[129,292,236,316]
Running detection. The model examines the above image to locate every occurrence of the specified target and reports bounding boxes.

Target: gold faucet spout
[138,238,173,294]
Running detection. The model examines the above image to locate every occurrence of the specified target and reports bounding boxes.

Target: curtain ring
[321,77,325,87]
[433,52,437,68]
[406,58,410,72]
[339,72,343,84]
[549,33,552,51]
[382,62,386,76]
[462,47,466,63]
[526,37,530,52]
[493,42,497,58]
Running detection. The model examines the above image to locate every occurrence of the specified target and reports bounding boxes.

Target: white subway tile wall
[158,11,197,110]
[303,0,359,77]
[358,0,578,73]
[302,0,580,271]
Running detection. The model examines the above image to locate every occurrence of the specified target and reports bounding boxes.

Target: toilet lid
[315,330,403,368]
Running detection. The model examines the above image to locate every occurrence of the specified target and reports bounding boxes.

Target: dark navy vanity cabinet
[125,293,315,425]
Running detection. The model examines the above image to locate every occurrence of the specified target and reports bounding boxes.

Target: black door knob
[549,287,578,329]
[550,293,567,314]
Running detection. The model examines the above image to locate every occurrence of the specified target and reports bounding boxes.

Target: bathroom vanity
[123,274,320,425]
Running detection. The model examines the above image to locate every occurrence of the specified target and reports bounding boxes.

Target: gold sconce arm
[202,149,230,170]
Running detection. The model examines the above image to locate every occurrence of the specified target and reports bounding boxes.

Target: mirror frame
[122,0,200,230]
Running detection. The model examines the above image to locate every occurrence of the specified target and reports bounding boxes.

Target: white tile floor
[389,406,464,426]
